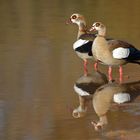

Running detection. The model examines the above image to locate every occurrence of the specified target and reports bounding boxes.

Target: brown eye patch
[71,15,77,19]
[96,23,100,27]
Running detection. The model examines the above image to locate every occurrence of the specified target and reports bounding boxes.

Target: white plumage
[112,47,130,59]
[74,85,90,96]
[73,39,89,50]
[113,92,130,104]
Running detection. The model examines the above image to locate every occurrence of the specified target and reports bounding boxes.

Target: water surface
[1,0,140,140]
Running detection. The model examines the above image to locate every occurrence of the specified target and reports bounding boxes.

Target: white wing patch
[73,39,89,50]
[113,93,130,104]
[112,47,130,59]
[74,85,90,96]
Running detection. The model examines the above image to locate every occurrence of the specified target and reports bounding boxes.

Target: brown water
[1,0,140,140]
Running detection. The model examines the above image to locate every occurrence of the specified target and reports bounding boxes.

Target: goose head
[66,13,86,26]
[89,22,106,36]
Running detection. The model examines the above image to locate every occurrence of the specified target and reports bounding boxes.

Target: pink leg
[119,66,123,83]
[108,66,113,82]
[94,62,98,71]
[84,60,88,76]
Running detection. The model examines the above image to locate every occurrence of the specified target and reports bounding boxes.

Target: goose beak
[66,18,73,24]
[89,26,96,32]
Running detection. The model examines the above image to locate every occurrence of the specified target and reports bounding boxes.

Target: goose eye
[71,15,77,19]
[96,23,100,27]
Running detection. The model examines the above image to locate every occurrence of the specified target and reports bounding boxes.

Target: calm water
[1,0,140,140]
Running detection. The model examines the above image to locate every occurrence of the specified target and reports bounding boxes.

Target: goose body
[90,22,140,82]
[113,92,130,104]
[67,13,98,75]
[73,39,93,60]
[93,38,127,66]
[92,81,140,130]
[72,71,108,118]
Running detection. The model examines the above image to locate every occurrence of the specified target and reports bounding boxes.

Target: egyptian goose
[89,22,140,83]
[92,80,140,131]
[72,71,108,118]
[67,13,97,75]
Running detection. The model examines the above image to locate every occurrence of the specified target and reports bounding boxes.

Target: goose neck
[77,22,87,39]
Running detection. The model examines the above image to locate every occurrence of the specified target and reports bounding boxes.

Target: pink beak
[66,18,73,24]
[89,26,96,32]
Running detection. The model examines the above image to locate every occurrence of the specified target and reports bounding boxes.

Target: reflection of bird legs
[72,96,90,118]
[94,61,98,72]
[108,66,113,82]
[84,60,88,76]
[115,75,129,83]
[119,66,123,83]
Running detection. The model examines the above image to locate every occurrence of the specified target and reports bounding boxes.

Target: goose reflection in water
[72,71,108,118]
[72,72,140,131]
[92,80,140,131]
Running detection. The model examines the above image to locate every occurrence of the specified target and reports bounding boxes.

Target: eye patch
[96,22,100,27]
[71,15,77,19]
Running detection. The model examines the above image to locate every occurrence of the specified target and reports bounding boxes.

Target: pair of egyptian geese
[67,13,140,83]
